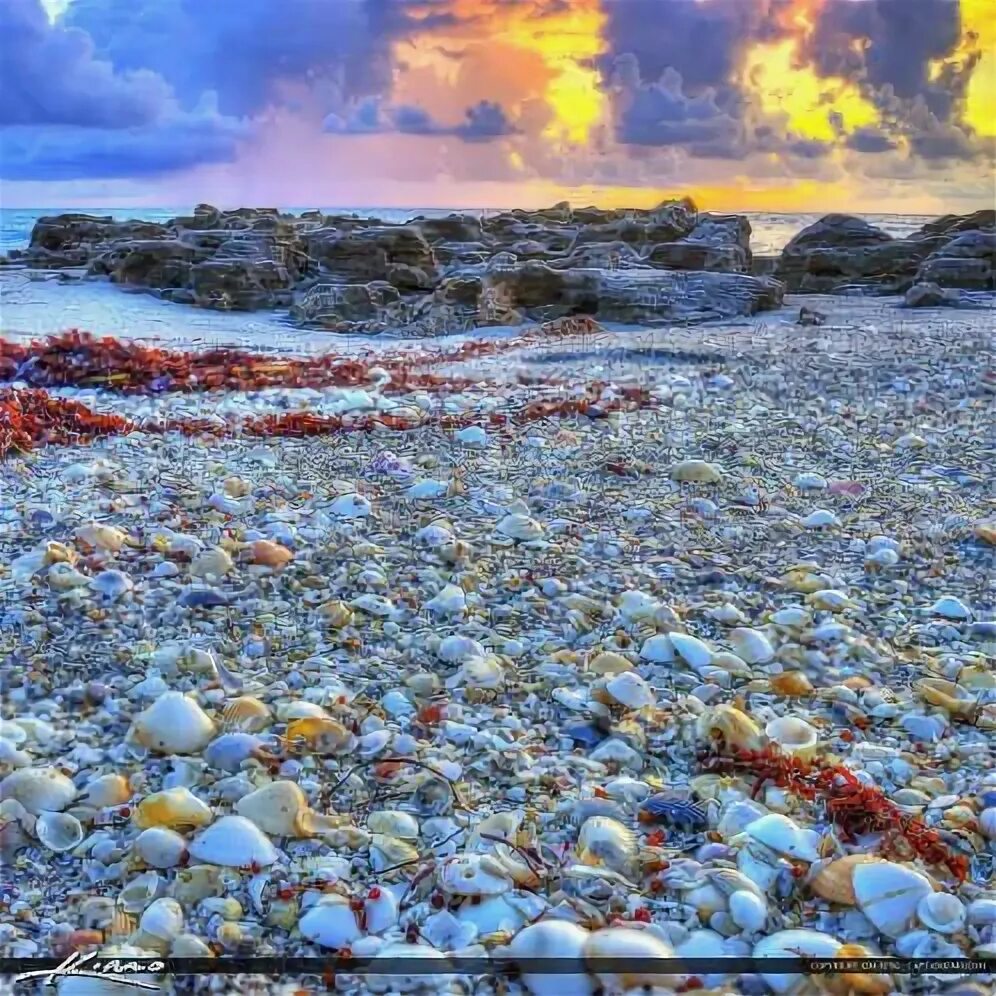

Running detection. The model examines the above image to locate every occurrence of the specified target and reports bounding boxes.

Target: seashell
[440,854,513,896]
[317,600,354,628]
[437,635,485,664]
[707,602,747,625]
[364,887,400,934]
[669,632,713,670]
[135,827,188,868]
[367,810,419,840]
[298,894,361,949]
[670,459,723,483]
[0,766,76,815]
[235,781,346,838]
[802,509,840,529]
[769,671,814,697]
[577,816,637,875]
[203,732,265,772]
[222,696,271,732]
[770,606,811,628]
[188,815,278,868]
[89,569,134,600]
[450,655,505,691]
[728,890,768,933]
[48,562,90,591]
[808,854,881,905]
[330,493,371,518]
[917,892,965,934]
[830,944,893,995]
[189,547,234,580]
[852,860,932,938]
[171,934,215,958]
[583,926,677,990]
[42,540,76,566]
[366,942,454,992]
[75,523,130,552]
[588,651,633,675]
[764,716,818,760]
[119,871,164,914]
[223,476,252,498]
[728,627,775,664]
[979,808,996,840]
[709,651,753,678]
[806,589,853,612]
[370,833,420,871]
[249,540,293,568]
[754,929,842,994]
[929,596,971,620]
[131,692,216,755]
[497,513,544,541]
[638,634,674,663]
[425,583,466,616]
[35,810,84,852]
[743,813,820,862]
[603,672,654,710]
[285,717,355,755]
[975,520,996,545]
[139,898,184,943]
[696,704,765,752]
[132,788,213,831]
[506,920,594,996]
[357,729,392,759]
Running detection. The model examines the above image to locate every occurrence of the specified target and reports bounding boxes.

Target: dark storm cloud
[0,0,248,179]
[64,0,389,116]
[324,98,518,142]
[846,126,899,153]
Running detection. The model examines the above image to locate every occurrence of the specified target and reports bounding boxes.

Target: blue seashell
[565,723,607,748]
[178,587,230,608]
[979,790,996,809]
[640,794,708,829]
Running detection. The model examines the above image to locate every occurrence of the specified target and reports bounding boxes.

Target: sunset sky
[2,0,994,213]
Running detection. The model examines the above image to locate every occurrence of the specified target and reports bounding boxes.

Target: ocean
[0,206,938,257]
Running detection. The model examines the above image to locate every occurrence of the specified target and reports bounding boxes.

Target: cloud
[0,0,249,179]
[65,0,393,116]
[846,126,899,153]
[324,97,518,142]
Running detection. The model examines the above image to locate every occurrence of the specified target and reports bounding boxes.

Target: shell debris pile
[1,298,995,994]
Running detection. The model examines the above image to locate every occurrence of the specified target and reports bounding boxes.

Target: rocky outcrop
[903,282,961,308]
[290,281,401,327]
[646,213,751,273]
[481,262,783,324]
[775,211,994,293]
[303,227,436,282]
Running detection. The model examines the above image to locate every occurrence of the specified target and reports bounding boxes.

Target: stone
[903,282,962,308]
[304,226,436,282]
[189,258,295,311]
[89,240,202,289]
[290,281,402,326]
[646,213,752,273]
[915,230,995,290]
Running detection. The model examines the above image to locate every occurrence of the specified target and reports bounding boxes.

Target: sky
[1,0,994,213]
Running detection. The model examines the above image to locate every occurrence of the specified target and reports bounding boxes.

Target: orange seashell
[250,540,294,568]
[769,671,814,697]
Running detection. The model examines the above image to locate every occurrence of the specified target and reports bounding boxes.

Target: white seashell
[330,493,372,518]
[967,899,996,925]
[364,888,399,934]
[707,602,747,624]
[853,861,932,938]
[189,548,233,580]
[617,590,660,621]
[866,547,899,568]
[437,635,485,663]
[140,898,184,941]
[235,781,343,838]
[48,563,90,590]
[421,910,478,952]
[414,523,454,547]
[0,766,76,815]
[367,810,419,840]
[770,607,811,628]
[456,426,487,447]
[670,459,723,483]
[451,655,504,691]
[406,479,448,500]
[794,473,827,491]
[497,513,544,541]
[357,730,392,759]
[188,816,278,868]
[506,920,594,996]
[753,929,841,994]
[930,596,971,620]
[743,813,820,862]
[135,827,188,868]
[365,942,453,993]
[132,692,216,755]
[764,716,818,760]
[132,787,213,830]
[669,632,713,669]
[806,589,852,611]
[577,816,637,875]
[639,634,674,663]
[604,672,654,710]
[75,523,130,552]
[916,892,965,934]
[35,810,84,852]
[728,627,775,664]
[439,854,513,896]
[728,890,767,933]
[119,871,164,913]
[802,509,840,529]
[979,808,996,840]
[676,928,726,958]
[426,584,467,616]
[298,894,361,949]
[12,550,48,581]
[583,926,677,990]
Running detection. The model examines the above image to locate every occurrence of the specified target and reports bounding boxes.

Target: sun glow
[930,0,996,137]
